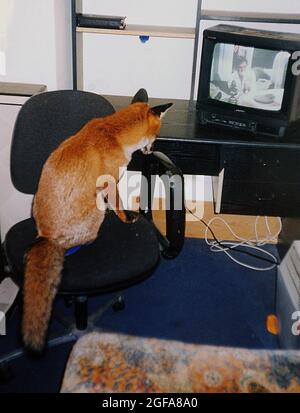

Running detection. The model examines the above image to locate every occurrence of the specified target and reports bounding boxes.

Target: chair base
[0,293,124,384]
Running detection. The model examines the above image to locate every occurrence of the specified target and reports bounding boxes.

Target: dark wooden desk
[107,95,300,218]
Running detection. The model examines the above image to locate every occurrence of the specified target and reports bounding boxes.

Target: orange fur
[23,238,64,352]
[23,102,167,352]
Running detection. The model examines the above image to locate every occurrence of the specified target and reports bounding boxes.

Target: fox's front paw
[125,211,140,223]
[117,210,139,223]
[141,143,154,155]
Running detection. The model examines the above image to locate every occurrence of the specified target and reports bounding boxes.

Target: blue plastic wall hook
[139,35,150,43]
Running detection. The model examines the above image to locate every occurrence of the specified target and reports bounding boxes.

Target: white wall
[202,0,300,13]
[83,34,194,99]
[53,0,73,90]
[1,0,300,94]
[83,0,198,27]
[81,0,197,99]
[0,0,72,90]
[81,0,300,99]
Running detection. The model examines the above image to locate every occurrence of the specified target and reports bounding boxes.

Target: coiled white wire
[203,216,282,271]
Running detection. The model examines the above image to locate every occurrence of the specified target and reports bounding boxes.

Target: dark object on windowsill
[76,13,126,30]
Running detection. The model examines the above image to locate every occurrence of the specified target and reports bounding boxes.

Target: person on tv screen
[228,55,256,103]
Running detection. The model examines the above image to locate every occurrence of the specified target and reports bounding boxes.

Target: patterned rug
[61,332,300,393]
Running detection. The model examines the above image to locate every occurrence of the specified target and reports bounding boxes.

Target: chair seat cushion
[5,211,160,294]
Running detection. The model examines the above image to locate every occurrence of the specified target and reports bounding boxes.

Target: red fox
[23,90,172,352]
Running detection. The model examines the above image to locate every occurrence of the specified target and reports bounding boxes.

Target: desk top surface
[105,94,300,150]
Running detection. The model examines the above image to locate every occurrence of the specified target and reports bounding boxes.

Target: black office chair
[0,90,185,367]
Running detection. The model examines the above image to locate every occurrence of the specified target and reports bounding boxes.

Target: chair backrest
[11,90,115,194]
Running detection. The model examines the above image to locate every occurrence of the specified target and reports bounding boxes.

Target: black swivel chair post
[0,90,185,371]
[139,151,185,258]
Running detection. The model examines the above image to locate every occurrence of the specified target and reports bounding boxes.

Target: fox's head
[123,88,173,155]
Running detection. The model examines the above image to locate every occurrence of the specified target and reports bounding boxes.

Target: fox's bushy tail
[22,237,65,352]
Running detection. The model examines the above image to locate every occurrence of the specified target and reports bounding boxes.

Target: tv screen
[210,43,291,111]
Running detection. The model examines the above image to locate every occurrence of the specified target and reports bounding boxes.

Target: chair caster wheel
[113,297,125,312]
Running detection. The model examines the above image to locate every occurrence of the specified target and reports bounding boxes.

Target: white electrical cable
[203,216,282,271]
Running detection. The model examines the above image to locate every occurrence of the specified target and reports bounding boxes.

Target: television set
[197,25,300,138]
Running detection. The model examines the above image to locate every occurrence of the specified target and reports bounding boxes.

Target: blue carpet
[0,238,279,393]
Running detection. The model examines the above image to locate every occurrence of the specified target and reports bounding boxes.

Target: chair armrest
[140,151,185,258]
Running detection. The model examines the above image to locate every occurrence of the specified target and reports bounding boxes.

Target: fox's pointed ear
[151,103,173,118]
[131,88,149,104]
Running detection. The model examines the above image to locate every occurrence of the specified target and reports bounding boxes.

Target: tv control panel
[200,112,257,133]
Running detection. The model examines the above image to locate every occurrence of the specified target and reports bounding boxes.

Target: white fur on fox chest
[123,137,153,161]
